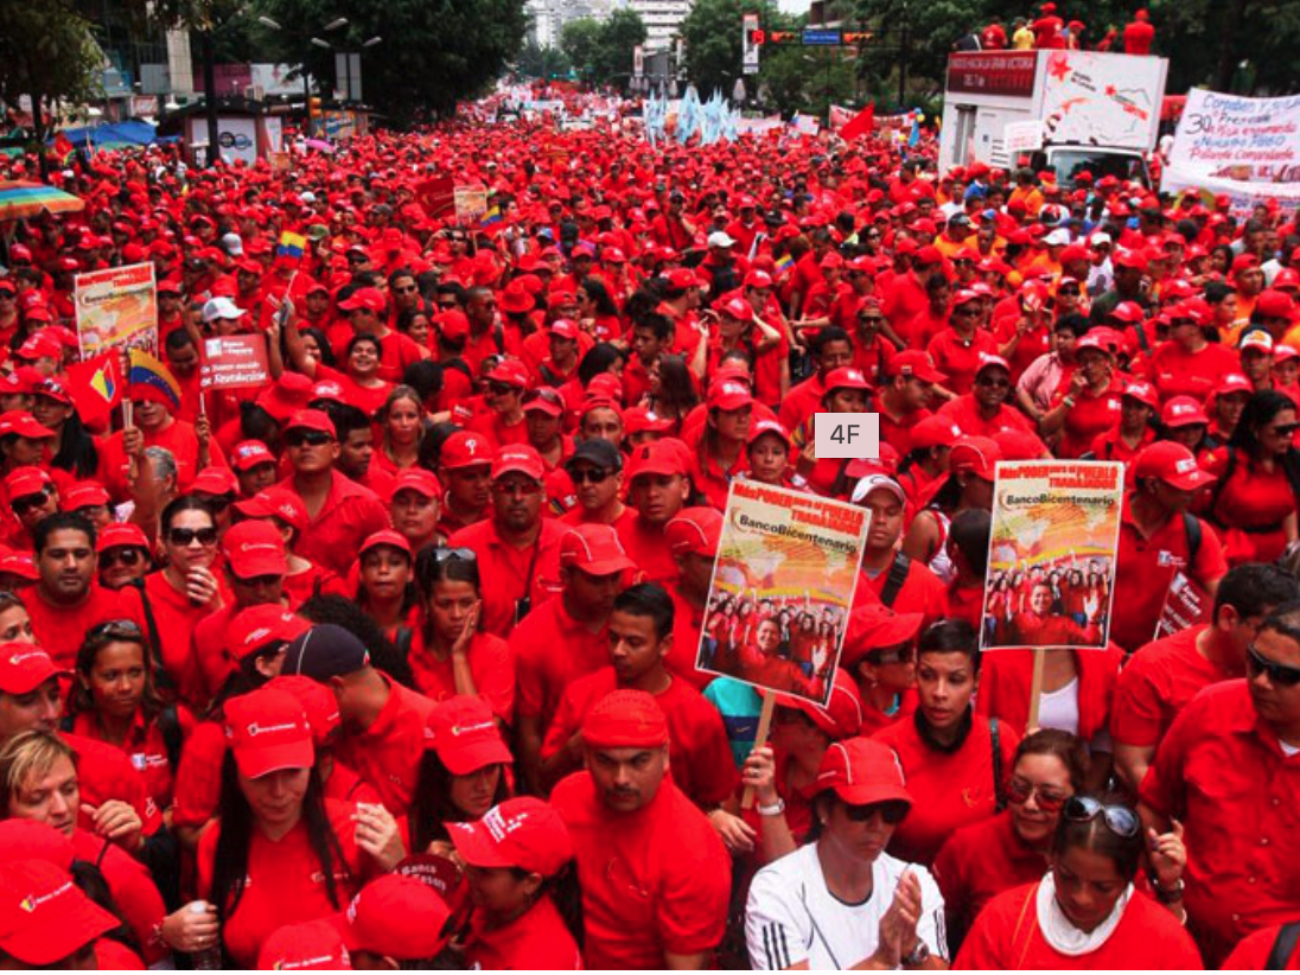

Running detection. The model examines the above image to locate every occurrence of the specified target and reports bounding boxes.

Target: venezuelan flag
[480,205,502,228]
[277,231,306,260]
[775,253,795,274]
[127,349,181,411]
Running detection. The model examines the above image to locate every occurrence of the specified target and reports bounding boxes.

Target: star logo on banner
[1048,53,1072,81]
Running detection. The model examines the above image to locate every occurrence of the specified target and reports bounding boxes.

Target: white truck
[938,49,1169,189]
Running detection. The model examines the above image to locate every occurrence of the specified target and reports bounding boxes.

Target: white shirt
[746,843,946,970]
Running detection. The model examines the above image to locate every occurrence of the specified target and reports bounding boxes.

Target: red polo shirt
[932,811,1048,942]
[854,558,951,631]
[777,374,827,434]
[976,646,1123,741]
[1053,381,1126,459]
[616,512,679,589]
[926,328,999,395]
[1140,679,1300,964]
[1111,624,1238,748]
[70,705,196,812]
[141,570,226,706]
[331,678,435,816]
[65,730,161,837]
[878,405,932,458]
[542,668,738,808]
[1148,340,1240,403]
[873,714,1020,866]
[26,583,149,670]
[446,518,567,638]
[1111,498,1227,651]
[171,719,224,830]
[551,770,731,970]
[96,419,228,503]
[511,594,611,731]
[407,626,515,724]
[279,470,391,576]
[463,895,583,970]
[938,395,1036,439]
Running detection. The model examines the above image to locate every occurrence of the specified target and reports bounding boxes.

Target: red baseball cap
[1109,301,1145,325]
[193,466,239,496]
[909,415,961,450]
[747,417,791,448]
[0,644,67,695]
[223,687,314,779]
[330,874,450,961]
[96,522,149,554]
[1121,380,1160,410]
[627,440,688,480]
[0,411,53,441]
[284,409,337,438]
[337,286,386,313]
[0,860,118,966]
[774,667,863,740]
[486,358,530,389]
[708,379,755,411]
[223,519,287,578]
[359,529,412,559]
[949,436,1002,481]
[424,695,513,775]
[391,468,442,499]
[891,351,946,384]
[581,689,669,749]
[226,604,311,662]
[230,439,276,471]
[665,507,723,558]
[0,552,38,582]
[1161,395,1210,428]
[1133,441,1216,490]
[824,366,873,393]
[491,444,545,481]
[841,604,925,670]
[257,918,352,971]
[666,268,705,290]
[436,309,470,342]
[1257,289,1298,321]
[310,380,347,405]
[4,466,50,501]
[234,487,309,535]
[716,296,754,322]
[440,430,493,470]
[914,245,943,266]
[447,797,574,878]
[1215,373,1254,398]
[809,737,913,807]
[59,481,110,512]
[560,524,635,575]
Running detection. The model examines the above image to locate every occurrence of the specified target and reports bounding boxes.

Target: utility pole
[203,29,220,165]
[898,3,908,107]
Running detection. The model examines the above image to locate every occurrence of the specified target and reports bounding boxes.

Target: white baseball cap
[202,297,248,323]
[707,230,737,249]
[221,232,244,257]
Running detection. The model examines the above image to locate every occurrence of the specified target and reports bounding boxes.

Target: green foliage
[249,0,528,123]
[517,39,572,80]
[560,10,647,89]
[0,3,103,141]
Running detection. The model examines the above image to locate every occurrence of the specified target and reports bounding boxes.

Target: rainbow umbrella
[0,180,85,221]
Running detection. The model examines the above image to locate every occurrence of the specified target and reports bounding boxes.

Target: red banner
[947,51,1038,98]
[200,334,270,391]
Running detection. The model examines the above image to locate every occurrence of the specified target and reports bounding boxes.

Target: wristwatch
[1155,879,1185,903]
[902,942,931,968]
[756,797,786,817]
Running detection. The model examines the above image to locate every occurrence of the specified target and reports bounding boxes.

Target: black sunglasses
[976,376,1011,389]
[1247,643,1300,686]
[233,573,282,588]
[844,800,909,825]
[1270,423,1299,437]
[487,382,518,397]
[433,547,477,563]
[169,527,219,547]
[285,430,333,448]
[11,491,49,516]
[569,467,613,485]
[1063,796,1140,837]
[100,548,145,569]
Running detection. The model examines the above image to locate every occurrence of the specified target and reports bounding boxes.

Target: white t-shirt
[746,842,947,970]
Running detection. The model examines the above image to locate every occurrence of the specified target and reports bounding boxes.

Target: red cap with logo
[560,524,635,575]
[424,695,513,775]
[222,519,288,578]
[440,430,493,470]
[337,286,386,313]
[284,409,337,438]
[809,737,912,807]
[1133,441,1216,490]
[891,351,946,384]
[226,604,312,662]
[231,439,276,471]
[447,796,574,878]
[0,411,54,441]
[223,687,315,779]
[256,918,352,971]
[0,644,68,695]
[96,522,150,554]
[359,529,412,559]
[0,859,119,966]
[708,379,755,411]
[627,440,688,480]
[4,466,49,501]
[491,444,545,481]
[949,436,1002,481]
[1161,395,1210,428]
[330,874,450,961]
[59,481,110,511]
[391,468,442,499]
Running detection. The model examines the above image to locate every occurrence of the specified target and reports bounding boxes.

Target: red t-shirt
[511,595,612,730]
[953,882,1203,970]
[932,811,1048,942]
[777,374,827,434]
[976,645,1124,742]
[463,895,583,970]
[26,583,149,670]
[550,770,731,969]
[938,395,1036,439]
[70,705,195,812]
[872,713,1021,866]
[616,512,679,590]
[926,328,999,395]
[1053,381,1125,459]
[542,668,738,808]
[96,419,228,503]
[667,585,712,691]
[331,678,435,817]
[141,570,226,706]
[407,626,516,724]
[446,519,567,639]
[855,558,951,632]
[278,470,390,577]
[1148,340,1241,403]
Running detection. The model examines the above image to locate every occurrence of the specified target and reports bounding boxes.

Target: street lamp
[259,16,350,126]
[363,36,382,48]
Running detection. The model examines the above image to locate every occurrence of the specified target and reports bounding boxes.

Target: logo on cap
[451,720,495,737]
[7,650,49,666]
[18,881,73,913]
[246,721,301,737]
[1175,458,1197,474]
[483,806,530,843]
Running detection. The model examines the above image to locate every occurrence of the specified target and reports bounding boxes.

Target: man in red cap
[877,351,943,456]
[778,327,855,436]
[541,583,737,809]
[331,285,427,383]
[448,444,566,638]
[389,468,443,551]
[939,354,1036,439]
[881,246,944,350]
[436,429,494,537]
[470,357,530,447]
[664,506,723,689]
[513,523,635,793]
[1111,442,1228,651]
[550,686,731,968]
[229,439,279,497]
[851,474,949,628]
[276,409,388,576]
[618,440,693,587]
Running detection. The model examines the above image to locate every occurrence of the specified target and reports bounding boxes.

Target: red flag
[53,132,75,162]
[64,351,123,430]
[839,103,876,141]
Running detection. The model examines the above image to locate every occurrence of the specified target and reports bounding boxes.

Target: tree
[560,18,604,85]
[561,10,646,89]
[678,0,803,102]
[517,39,571,80]
[252,0,528,124]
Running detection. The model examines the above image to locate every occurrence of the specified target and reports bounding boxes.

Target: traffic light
[749,28,765,44]
[842,31,873,43]
[308,97,321,117]
[768,30,798,44]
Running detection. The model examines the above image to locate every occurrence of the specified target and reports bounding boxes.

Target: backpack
[1267,922,1300,970]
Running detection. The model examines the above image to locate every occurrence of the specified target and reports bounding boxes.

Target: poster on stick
[200,334,270,391]
[1154,571,1213,641]
[75,263,158,359]
[695,480,870,706]
[981,460,1124,650]
[453,187,488,223]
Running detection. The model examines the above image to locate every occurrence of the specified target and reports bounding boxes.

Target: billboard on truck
[1037,50,1167,152]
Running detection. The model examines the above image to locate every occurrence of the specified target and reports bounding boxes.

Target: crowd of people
[0,91,1298,970]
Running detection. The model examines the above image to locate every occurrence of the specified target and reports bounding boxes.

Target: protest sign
[982,460,1124,651]
[1155,571,1213,641]
[1004,119,1044,153]
[200,334,271,391]
[1164,88,1300,218]
[695,479,870,708]
[454,186,489,223]
[415,176,456,219]
[75,262,158,359]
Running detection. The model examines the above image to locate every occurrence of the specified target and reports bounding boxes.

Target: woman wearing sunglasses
[141,496,226,704]
[933,729,1086,952]
[953,796,1199,969]
[745,738,948,970]
[873,620,1020,867]
[1203,390,1300,566]
[1039,331,1125,459]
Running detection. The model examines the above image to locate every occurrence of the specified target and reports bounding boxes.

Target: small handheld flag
[277,232,306,261]
[127,349,182,411]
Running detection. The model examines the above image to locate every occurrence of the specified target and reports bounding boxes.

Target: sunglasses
[1058,288,1081,296]
[433,547,477,563]
[952,306,980,317]
[487,382,518,397]
[1269,423,1299,437]
[395,284,418,294]
[1063,796,1140,837]
[1247,643,1300,686]
[233,573,282,588]
[866,643,913,666]
[844,800,909,825]
[1006,778,1068,812]
[169,527,219,547]
[569,467,613,485]
[88,619,145,641]
[11,492,49,516]
[859,316,886,326]
[976,376,1011,389]
[285,430,333,448]
[100,548,145,569]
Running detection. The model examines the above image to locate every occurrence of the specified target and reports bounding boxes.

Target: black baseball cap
[282,624,370,680]
[565,439,623,472]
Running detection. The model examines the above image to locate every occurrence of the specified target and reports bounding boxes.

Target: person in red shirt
[276,409,389,577]
[541,583,738,809]
[1111,561,1298,792]
[933,729,1088,952]
[690,379,752,510]
[280,623,435,817]
[927,290,1000,396]
[619,440,692,588]
[939,354,1036,440]
[778,327,854,433]
[873,619,1021,866]
[1222,923,1300,970]
[330,285,427,384]
[877,351,944,457]
[323,872,453,968]
[1110,442,1228,651]
[954,796,1199,969]
[881,246,943,350]
[1123,8,1155,53]
[851,474,950,628]
[663,507,723,689]
[1090,378,1158,472]
[469,357,530,447]
[96,387,224,503]
[447,444,566,638]
[435,429,493,537]
[550,688,731,969]
[449,796,583,970]
[1146,299,1240,403]
[1140,602,1300,964]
